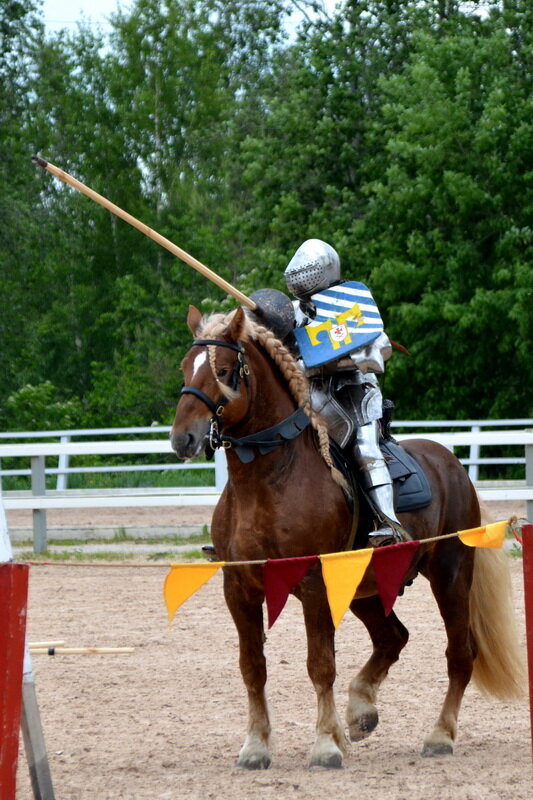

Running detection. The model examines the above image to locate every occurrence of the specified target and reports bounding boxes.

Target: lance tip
[32,155,49,168]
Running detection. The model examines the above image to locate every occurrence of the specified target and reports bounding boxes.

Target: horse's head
[170,305,252,459]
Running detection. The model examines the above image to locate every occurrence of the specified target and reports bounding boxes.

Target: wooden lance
[32,156,257,311]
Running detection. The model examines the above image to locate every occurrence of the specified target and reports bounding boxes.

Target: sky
[41,0,339,34]
[42,0,130,32]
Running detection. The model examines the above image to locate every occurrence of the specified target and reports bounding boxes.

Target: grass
[147,548,206,561]
[16,549,142,562]
[14,526,211,548]
[507,541,523,558]
[16,547,210,563]
[2,464,215,492]
[13,526,213,563]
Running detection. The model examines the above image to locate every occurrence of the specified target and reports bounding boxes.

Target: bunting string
[164,520,510,628]
[11,522,511,629]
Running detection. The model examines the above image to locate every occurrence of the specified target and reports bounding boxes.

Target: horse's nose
[170,430,197,458]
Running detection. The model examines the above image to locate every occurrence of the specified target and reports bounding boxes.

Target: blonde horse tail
[469,499,526,700]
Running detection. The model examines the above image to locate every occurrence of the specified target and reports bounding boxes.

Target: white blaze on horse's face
[192,350,207,378]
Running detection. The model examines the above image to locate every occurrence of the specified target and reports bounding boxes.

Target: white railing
[0,426,182,491]
[1,420,532,489]
[1,423,532,552]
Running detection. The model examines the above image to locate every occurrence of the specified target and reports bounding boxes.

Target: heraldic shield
[294,281,385,368]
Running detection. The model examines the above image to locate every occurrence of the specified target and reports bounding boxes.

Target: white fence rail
[1,422,532,552]
[1,420,532,488]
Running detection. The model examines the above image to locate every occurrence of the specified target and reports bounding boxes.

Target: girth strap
[222,407,311,463]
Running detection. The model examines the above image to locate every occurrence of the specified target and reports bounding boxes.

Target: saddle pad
[380,439,433,512]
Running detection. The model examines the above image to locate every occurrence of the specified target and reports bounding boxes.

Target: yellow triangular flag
[458,520,507,548]
[320,549,373,628]
[164,562,225,622]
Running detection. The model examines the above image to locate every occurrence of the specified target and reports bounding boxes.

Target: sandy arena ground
[13,502,532,800]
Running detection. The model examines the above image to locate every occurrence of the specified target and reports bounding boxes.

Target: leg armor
[354,420,407,545]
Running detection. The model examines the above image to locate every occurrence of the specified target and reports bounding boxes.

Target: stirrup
[201,544,218,562]
[367,524,408,548]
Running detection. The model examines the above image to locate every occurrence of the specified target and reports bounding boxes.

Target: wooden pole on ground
[29,647,134,655]
[522,523,533,761]
[21,653,56,800]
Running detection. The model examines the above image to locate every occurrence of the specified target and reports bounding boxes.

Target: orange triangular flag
[164,562,225,622]
[320,549,373,628]
[458,520,507,548]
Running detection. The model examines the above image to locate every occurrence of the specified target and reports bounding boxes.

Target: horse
[170,304,524,770]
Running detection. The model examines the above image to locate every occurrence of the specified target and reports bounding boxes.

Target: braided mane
[199,310,345,486]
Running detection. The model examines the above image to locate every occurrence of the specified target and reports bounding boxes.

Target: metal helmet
[284,239,341,299]
[245,288,295,340]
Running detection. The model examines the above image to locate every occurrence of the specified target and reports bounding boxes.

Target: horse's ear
[187,305,203,336]
[228,306,247,342]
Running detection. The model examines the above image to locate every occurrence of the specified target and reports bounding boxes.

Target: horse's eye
[217,368,229,379]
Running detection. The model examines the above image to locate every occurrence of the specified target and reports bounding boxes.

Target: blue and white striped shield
[294,281,384,368]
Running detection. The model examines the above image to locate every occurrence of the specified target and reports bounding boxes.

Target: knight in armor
[283,239,409,547]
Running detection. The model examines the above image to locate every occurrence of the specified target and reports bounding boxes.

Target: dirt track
[13,500,532,800]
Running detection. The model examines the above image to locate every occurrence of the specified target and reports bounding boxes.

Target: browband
[193,339,244,353]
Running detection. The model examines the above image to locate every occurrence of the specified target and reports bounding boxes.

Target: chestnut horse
[170,305,523,769]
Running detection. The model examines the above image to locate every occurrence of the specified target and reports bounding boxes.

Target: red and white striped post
[0,561,29,798]
[522,523,533,760]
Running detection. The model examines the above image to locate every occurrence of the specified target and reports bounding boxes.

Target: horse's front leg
[301,577,347,768]
[223,570,271,769]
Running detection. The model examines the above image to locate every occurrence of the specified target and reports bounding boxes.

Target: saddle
[330,434,432,551]
[331,432,432,515]
[379,438,433,513]
[379,399,432,513]
[329,400,433,553]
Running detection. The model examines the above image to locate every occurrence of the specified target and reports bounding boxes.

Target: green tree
[351,6,532,417]
[2,0,530,430]
[0,1,46,410]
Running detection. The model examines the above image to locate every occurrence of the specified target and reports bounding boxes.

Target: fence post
[526,439,533,526]
[55,435,70,491]
[214,449,228,492]
[0,500,29,800]
[0,562,29,799]
[522,523,533,760]
[0,499,55,800]
[30,456,47,554]
[468,424,480,482]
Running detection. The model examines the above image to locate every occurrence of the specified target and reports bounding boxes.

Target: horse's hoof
[237,735,271,769]
[308,734,344,769]
[348,709,379,741]
[236,753,271,770]
[309,750,343,769]
[421,741,454,757]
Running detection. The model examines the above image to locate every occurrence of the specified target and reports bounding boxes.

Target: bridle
[180,338,250,451]
[180,337,310,463]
